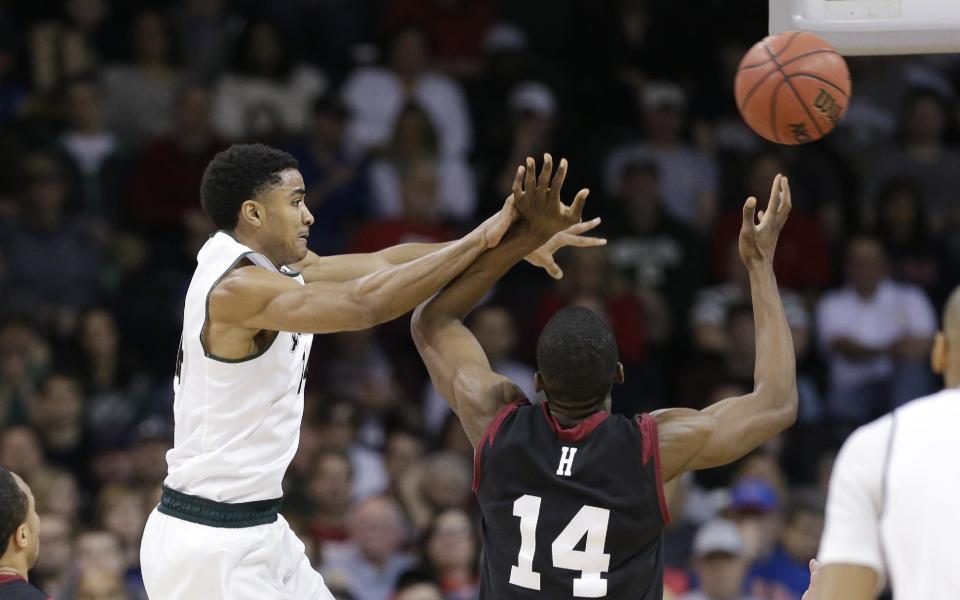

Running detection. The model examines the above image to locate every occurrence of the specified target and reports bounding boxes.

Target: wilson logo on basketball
[813,88,843,124]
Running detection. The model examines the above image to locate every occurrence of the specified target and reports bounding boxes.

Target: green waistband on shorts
[158,485,282,528]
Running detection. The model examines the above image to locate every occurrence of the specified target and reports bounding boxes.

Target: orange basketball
[734,31,852,145]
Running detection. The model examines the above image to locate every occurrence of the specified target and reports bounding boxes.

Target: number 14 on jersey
[510,494,612,597]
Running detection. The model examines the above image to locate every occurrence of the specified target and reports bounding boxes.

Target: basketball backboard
[770,0,960,55]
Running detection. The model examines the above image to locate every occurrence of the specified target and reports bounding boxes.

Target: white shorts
[140,508,335,600]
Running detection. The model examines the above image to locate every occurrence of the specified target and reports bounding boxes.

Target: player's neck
[548,401,607,426]
[0,557,27,581]
[230,228,282,268]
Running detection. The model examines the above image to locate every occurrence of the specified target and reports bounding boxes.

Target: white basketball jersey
[164,231,313,502]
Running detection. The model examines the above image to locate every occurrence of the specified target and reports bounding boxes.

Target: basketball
[734,31,852,145]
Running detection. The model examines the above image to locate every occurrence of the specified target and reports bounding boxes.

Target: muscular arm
[811,564,879,600]
[655,175,798,480]
[291,243,451,283]
[211,218,499,336]
[411,223,548,446]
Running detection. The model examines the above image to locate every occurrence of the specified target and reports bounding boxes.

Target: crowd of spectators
[2,1,959,598]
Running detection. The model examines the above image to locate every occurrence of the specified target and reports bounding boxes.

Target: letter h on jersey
[556,446,578,477]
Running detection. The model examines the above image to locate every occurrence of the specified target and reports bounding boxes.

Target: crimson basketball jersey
[474,400,670,599]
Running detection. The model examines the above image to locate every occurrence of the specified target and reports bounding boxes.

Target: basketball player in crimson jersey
[138,143,600,599]
[411,157,797,599]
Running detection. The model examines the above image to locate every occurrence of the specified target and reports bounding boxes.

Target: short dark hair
[0,467,28,556]
[536,307,619,407]
[199,144,298,230]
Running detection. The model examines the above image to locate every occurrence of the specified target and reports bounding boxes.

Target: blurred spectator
[710,153,831,292]
[95,485,148,579]
[30,469,81,525]
[383,428,425,498]
[212,17,326,142]
[394,570,445,600]
[0,152,102,332]
[422,304,535,434]
[692,242,809,358]
[172,0,242,82]
[0,468,45,599]
[870,176,947,301]
[817,236,937,425]
[342,25,472,158]
[56,75,128,222]
[605,81,720,230]
[283,95,371,255]
[321,496,415,600]
[29,374,87,474]
[306,450,354,551]
[477,81,558,219]
[74,568,129,600]
[605,159,705,347]
[384,0,497,77]
[350,158,454,252]
[397,452,471,534]
[0,428,45,487]
[28,0,120,95]
[32,512,72,599]
[0,21,27,126]
[72,308,158,448]
[724,478,781,564]
[369,102,476,223]
[419,509,479,599]
[681,519,759,600]
[748,491,825,600]
[0,320,50,428]
[862,88,960,233]
[102,10,181,146]
[127,81,226,235]
[73,529,142,599]
[316,402,389,502]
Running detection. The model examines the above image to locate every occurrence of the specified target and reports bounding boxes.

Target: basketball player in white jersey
[138,144,602,599]
[805,286,960,599]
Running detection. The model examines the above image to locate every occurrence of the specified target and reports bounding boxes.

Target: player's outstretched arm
[210,205,515,335]
[412,155,604,446]
[654,175,798,480]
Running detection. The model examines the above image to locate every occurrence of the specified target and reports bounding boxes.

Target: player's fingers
[569,188,589,220]
[568,235,607,248]
[742,196,757,226]
[546,261,563,280]
[550,157,568,202]
[565,217,602,236]
[765,172,783,223]
[538,153,553,193]
[512,165,524,200]
[757,209,765,222]
[525,156,536,193]
[779,176,793,223]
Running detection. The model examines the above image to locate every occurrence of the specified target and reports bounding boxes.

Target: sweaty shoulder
[209,264,299,324]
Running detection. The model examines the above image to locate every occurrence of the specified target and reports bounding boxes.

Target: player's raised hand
[739,173,791,268]
[525,218,606,279]
[513,154,589,238]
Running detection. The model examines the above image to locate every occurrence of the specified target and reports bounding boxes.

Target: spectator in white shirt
[816,235,937,425]
[341,25,472,159]
[212,18,327,142]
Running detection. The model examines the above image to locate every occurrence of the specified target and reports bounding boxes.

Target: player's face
[259,169,314,265]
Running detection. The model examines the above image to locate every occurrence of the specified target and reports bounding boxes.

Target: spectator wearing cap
[604,80,719,230]
[724,478,781,564]
[680,519,759,600]
[342,25,472,159]
[476,80,559,219]
[748,491,825,600]
[0,467,51,600]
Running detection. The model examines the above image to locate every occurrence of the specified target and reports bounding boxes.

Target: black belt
[158,485,282,528]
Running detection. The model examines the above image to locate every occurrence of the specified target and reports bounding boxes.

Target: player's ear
[534,372,544,393]
[15,522,28,550]
[931,331,947,375]
[239,199,264,228]
[614,362,625,384]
